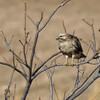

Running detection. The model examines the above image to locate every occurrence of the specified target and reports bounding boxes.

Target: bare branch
[62,20,66,33]
[72,30,75,36]
[37,10,44,26]
[32,51,100,80]
[25,12,36,25]
[82,19,96,50]
[35,54,42,64]
[74,66,79,88]
[78,66,86,82]
[78,64,100,89]
[32,64,64,80]
[19,62,27,76]
[8,34,14,45]
[66,74,99,100]
[29,0,71,70]
[12,83,16,100]
[32,51,61,77]
[82,18,100,73]
[23,45,28,65]
[2,1,100,100]
[24,1,27,42]
[51,54,62,65]
[39,0,71,32]
[53,83,59,100]
[46,68,54,100]
[63,91,67,100]
[19,40,28,65]
[82,19,92,26]
[0,62,27,80]
[5,69,15,100]
[65,63,100,100]
[1,31,27,67]
[29,26,39,68]
[0,54,8,63]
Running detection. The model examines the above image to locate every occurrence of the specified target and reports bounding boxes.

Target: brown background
[0,0,100,100]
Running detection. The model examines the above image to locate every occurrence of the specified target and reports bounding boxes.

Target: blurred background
[0,0,100,100]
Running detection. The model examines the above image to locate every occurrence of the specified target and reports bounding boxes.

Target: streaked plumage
[56,33,86,65]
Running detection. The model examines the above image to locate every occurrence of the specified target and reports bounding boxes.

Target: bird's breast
[59,41,75,53]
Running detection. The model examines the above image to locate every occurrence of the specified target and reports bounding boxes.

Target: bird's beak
[56,37,59,40]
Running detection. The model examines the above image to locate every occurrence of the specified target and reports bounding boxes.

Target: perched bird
[56,33,86,66]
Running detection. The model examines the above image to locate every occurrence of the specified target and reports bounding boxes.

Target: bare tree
[1,0,100,100]
[1,0,71,100]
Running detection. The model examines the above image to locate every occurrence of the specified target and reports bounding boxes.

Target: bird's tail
[81,53,86,58]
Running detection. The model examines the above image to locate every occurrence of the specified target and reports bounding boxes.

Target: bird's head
[56,33,68,42]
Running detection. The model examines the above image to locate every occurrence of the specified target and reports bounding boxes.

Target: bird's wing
[72,36,83,52]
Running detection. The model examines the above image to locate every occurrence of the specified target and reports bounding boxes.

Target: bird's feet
[70,62,74,67]
[64,61,68,66]
[70,56,74,67]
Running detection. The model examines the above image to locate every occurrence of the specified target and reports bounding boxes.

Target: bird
[56,33,86,66]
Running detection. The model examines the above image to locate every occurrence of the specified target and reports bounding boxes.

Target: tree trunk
[20,81,31,100]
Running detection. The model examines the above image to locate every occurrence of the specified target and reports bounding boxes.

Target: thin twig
[0,62,27,80]
[1,31,26,66]
[63,91,67,100]
[29,0,71,71]
[24,1,27,42]
[82,19,96,50]
[19,62,27,76]
[78,65,86,83]
[62,20,66,33]
[39,0,71,32]
[51,54,62,65]
[74,66,79,88]
[37,10,44,26]
[25,12,36,25]
[8,34,14,45]
[82,18,100,73]
[53,83,59,100]
[32,55,99,80]
[46,68,54,100]
[5,69,15,99]
[65,63,100,100]
[32,51,61,77]
[67,74,99,100]
[12,83,16,100]
[19,40,28,65]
